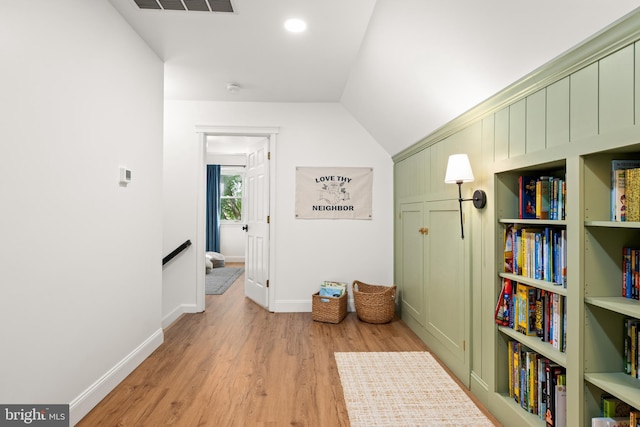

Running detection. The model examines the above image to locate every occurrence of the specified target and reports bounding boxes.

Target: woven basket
[352,280,396,324]
[312,292,347,324]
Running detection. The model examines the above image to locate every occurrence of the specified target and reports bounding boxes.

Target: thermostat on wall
[120,167,132,184]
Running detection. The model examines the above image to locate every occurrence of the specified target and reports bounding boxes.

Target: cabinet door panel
[399,203,425,326]
[425,200,468,382]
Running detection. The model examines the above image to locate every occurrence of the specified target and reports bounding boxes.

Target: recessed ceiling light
[284,18,307,33]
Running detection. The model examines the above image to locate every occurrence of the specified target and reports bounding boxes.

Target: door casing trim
[195,125,279,312]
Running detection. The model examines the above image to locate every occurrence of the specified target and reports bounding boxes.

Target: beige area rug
[334,352,494,427]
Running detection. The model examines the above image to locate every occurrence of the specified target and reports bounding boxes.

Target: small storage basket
[312,292,348,324]
[352,280,396,324]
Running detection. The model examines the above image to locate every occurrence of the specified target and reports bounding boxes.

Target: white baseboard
[224,256,244,263]
[69,328,164,426]
[162,303,199,328]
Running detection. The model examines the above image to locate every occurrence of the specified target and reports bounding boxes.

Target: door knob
[242,225,248,232]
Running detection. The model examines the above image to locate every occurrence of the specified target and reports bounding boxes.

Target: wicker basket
[352,280,396,324]
[312,292,347,324]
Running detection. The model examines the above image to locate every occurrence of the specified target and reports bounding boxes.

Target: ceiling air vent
[133,0,234,12]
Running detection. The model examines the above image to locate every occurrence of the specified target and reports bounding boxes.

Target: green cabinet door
[424,199,469,386]
[399,202,426,326]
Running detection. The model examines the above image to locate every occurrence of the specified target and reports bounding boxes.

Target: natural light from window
[220,168,244,222]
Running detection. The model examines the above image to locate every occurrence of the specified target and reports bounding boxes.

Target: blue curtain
[206,164,221,252]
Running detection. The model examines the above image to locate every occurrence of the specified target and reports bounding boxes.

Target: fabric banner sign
[295,167,373,219]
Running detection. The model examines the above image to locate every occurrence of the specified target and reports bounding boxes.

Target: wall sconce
[444,154,487,239]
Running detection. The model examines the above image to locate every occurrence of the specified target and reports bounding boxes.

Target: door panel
[425,199,468,384]
[244,138,269,308]
[399,203,425,326]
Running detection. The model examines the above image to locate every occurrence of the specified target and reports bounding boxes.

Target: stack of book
[511,282,566,352]
[507,341,566,425]
[505,225,567,287]
[318,281,347,298]
[611,160,640,222]
[519,175,566,220]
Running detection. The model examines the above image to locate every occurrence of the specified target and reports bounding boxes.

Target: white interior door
[244,137,269,308]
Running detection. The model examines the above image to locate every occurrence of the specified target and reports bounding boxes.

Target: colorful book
[508,340,515,398]
[495,278,512,326]
[520,176,538,219]
[538,357,548,420]
[552,293,564,350]
[516,282,538,336]
[611,160,640,221]
[537,176,551,220]
[504,225,514,273]
[631,320,638,378]
[624,318,631,374]
[535,289,544,339]
[545,363,564,426]
[626,168,640,222]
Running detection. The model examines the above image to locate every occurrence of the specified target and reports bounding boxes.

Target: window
[220,169,243,221]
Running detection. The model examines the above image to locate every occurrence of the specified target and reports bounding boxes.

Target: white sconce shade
[443,153,486,239]
[444,154,475,183]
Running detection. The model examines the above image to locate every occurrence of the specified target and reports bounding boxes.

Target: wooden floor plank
[78,264,501,426]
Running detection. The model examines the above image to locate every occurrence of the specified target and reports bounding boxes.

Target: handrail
[162,240,192,266]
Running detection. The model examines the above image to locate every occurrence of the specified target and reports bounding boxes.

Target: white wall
[0,1,164,424]
[163,101,393,315]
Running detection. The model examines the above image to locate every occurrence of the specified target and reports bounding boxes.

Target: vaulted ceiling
[108,0,640,155]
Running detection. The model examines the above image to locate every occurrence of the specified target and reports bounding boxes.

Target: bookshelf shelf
[499,272,567,297]
[585,220,640,229]
[499,219,568,226]
[584,372,640,410]
[584,296,640,319]
[498,326,567,366]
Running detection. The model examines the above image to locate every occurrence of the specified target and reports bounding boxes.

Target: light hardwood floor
[78,263,501,426]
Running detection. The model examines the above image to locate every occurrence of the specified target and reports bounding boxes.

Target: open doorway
[205,138,251,265]
[195,126,278,313]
